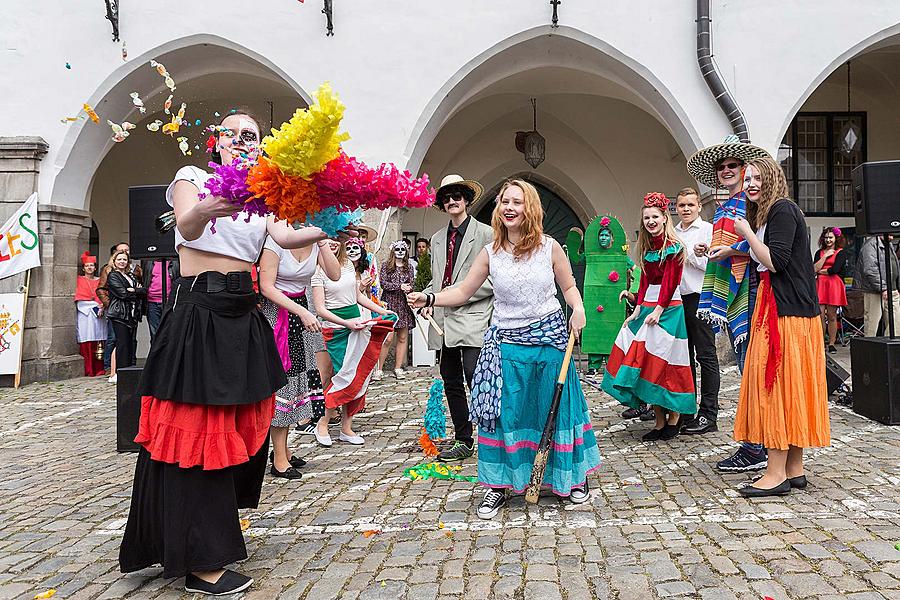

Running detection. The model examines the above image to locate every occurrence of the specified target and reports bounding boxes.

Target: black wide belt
[176,271,254,294]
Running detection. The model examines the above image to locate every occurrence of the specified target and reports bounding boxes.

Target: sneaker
[638,406,655,421]
[107,374,117,384]
[477,488,506,519]
[372,369,383,381]
[184,570,253,595]
[570,480,590,504]
[716,446,768,472]
[394,368,406,379]
[437,440,474,462]
[296,422,317,435]
[621,406,643,419]
[828,344,837,354]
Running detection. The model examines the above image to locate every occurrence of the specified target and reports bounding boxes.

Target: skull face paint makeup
[346,244,363,262]
[393,247,407,259]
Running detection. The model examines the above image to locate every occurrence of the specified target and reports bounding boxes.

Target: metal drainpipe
[697,0,750,142]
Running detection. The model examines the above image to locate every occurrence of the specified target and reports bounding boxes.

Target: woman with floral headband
[602,192,696,442]
[813,227,848,353]
[375,239,417,380]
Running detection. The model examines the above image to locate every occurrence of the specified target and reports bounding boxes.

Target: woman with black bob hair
[119,110,347,595]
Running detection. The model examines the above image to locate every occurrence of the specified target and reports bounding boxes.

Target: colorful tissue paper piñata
[262,83,349,178]
[423,379,447,440]
[314,152,435,212]
[246,157,321,223]
[307,206,364,238]
[203,161,269,218]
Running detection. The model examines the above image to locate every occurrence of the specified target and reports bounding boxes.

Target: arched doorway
[400,27,694,249]
[54,37,307,357]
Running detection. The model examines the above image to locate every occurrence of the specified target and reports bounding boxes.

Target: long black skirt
[119,271,284,578]
[118,441,268,578]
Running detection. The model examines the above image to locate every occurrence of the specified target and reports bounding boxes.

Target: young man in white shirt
[673,187,720,434]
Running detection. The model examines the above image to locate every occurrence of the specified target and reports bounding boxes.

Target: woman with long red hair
[408,179,600,519]
[813,227,848,353]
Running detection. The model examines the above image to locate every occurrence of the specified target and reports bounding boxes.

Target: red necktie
[442,229,458,289]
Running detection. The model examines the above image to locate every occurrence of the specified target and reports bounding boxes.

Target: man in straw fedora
[420,174,494,462]
[686,134,771,471]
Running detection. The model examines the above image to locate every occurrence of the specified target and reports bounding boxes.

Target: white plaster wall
[4,1,900,211]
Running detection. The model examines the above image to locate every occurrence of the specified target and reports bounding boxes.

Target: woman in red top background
[73,251,105,376]
[813,227,847,353]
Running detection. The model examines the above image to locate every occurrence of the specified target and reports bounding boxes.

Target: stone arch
[51,34,310,212]
[775,23,900,143]
[403,25,701,175]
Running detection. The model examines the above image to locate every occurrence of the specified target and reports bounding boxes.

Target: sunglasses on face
[716,161,742,172]
[440,191,465,203]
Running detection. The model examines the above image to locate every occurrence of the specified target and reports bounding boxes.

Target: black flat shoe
[738,479,791,498]
[185,570,253,595]
[788,475,808,489]
[270,465,303,480]
[642,428,664,442]
[269,451,307,468]
[828,344,837,354]
[659,423,680,440]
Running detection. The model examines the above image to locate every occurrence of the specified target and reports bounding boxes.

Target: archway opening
[56,39,306,357]
[401,30,693,254]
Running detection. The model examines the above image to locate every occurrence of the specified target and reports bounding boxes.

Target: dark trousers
[148,302,163,342]
[111,320,136,370]
[439,344,481,446]
[683,292,720,421]
[103,321,117,370]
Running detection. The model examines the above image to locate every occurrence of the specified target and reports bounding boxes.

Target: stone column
[0,137,91,385]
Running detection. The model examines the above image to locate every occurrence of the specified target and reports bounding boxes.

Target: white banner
[0,292,26,375]
[0,193,41,280]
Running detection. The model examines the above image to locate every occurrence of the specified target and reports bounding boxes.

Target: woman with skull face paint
[375,240,417,379]
[311,239,396,447]
[119,112,337,596]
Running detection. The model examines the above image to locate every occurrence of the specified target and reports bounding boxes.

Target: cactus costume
[566,215,635,371]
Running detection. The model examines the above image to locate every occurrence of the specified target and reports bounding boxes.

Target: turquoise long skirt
[477,343,602,496]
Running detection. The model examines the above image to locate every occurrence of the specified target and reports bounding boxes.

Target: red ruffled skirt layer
[135,395,275,471]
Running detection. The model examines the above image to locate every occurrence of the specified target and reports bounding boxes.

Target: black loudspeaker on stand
[116,366,143,452]
[128,185,176,260]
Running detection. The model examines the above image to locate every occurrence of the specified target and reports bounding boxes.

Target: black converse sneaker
[184,570,253,596]
[569,480,590,504]
[477,488,506,520]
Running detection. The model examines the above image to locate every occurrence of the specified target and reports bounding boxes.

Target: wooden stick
[525,332,577,504]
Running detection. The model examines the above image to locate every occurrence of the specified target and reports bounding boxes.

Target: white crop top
[166,165,268,263]
[262,237,319,295]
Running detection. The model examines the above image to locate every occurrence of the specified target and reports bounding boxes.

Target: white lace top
[486,235,561,329]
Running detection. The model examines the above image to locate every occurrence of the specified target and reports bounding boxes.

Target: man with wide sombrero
[686,135,772,470]
[419,174,494,463]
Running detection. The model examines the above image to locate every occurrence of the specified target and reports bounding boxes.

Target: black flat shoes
[788,475,808,489]
[269,451,307,468]
[739,479,791,498]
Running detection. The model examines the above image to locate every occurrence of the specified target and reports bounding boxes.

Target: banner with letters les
[0,292,26,375]
[0,193,41,280]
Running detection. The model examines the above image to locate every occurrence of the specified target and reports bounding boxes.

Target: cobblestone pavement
[2,348,900,600]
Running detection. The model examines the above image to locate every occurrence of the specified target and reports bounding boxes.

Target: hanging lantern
[840,61,861,156]
[515,98,545,169]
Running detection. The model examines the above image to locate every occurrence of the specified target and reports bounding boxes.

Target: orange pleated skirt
[733,286,831,450]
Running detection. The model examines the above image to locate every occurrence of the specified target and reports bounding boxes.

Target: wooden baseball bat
[525,331,577,504]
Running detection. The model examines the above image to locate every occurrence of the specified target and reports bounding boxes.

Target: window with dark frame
[778,112,866,216]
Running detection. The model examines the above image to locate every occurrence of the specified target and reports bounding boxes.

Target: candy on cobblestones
[362,529,381,538]
[33,590,55,599]
[240,519,250,531]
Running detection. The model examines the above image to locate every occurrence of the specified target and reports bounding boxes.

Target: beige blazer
[423,218,494,350]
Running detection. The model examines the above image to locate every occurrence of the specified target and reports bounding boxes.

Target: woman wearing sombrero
[686,135,773,473]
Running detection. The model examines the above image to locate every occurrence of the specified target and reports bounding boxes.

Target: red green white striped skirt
[601,285,696,414]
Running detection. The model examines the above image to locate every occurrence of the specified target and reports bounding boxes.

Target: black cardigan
[813,247,847,276]
[762,200,819,318]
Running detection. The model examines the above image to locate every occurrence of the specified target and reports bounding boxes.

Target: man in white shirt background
[673,187,720,435]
